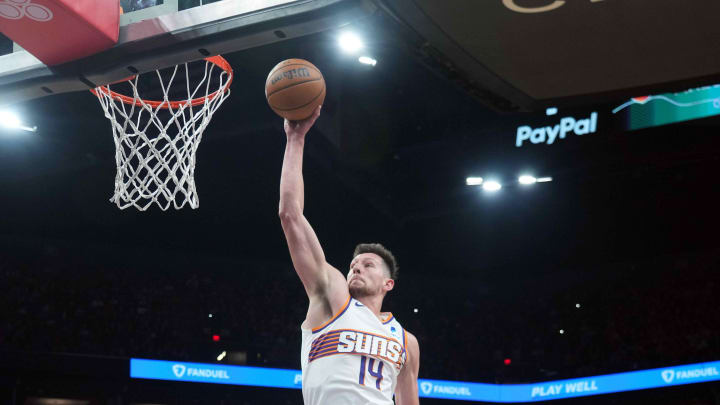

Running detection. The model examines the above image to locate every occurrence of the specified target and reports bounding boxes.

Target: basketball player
[279,105,420,404]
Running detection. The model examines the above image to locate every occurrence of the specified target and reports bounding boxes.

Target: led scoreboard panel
[613,84,720,131]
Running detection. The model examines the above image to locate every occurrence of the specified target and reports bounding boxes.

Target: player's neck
[355,295,384,319]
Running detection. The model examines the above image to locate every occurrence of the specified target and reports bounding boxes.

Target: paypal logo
[515,112,598,147]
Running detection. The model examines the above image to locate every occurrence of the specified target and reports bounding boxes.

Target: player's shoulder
[402,329,420,372]
[404,330,419,349]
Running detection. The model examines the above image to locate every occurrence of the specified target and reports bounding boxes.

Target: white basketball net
[93,58,232,210]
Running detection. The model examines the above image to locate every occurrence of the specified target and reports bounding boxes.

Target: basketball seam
[266,78,322,98]
[271,85,325,112]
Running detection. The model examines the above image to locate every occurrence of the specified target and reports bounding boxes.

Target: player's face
[347,253,393,298]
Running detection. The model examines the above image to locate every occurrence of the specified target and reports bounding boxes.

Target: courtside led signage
[131,358,720,403]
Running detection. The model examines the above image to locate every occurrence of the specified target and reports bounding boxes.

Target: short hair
[352,243,399,281]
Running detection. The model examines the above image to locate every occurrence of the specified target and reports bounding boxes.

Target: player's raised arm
[278,106,347,302]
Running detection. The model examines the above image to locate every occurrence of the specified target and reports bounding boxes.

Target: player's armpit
[279,213,349,326]
[303,269,350,329]
[395,331,420,405]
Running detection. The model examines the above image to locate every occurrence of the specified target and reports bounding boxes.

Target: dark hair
[352,243,399,281]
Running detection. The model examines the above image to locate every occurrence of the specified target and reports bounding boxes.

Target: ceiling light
[466,177,483,186]
[482,181,502,191]
[0,110,37,132]
[358,56,377,66]
[339,32,363,53]
[0,110,21,128]
[519,175,537,185]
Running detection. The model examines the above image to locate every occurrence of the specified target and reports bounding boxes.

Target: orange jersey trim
[311,295,352,334]
[381,312,394,324]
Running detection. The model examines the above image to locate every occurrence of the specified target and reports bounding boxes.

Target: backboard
[0,0,375,106]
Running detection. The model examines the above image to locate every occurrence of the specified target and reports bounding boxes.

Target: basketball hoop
[91,56,233,211]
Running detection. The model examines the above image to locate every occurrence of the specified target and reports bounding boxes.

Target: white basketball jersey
[300,296,408,405]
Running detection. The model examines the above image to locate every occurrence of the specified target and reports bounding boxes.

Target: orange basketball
[265,59,326,121]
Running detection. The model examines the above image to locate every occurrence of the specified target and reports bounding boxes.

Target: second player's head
[347,243,398,299]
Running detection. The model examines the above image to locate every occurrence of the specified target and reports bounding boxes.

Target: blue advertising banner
[131,358,720,403]
[130,359,303,389]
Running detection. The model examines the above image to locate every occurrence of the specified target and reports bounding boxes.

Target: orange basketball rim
[90,56,233,108]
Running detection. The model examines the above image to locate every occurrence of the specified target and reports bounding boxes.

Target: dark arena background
[1,1,720,404]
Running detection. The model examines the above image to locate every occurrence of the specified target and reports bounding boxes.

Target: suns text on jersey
[337,330,404,367]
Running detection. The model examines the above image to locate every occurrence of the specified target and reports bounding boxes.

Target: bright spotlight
[519,175,537,185]
[0,110,21,128]
[217,351,227,361]
[466,177,483,186]
[0,110,37,132]
[537,177,553,183]
[358,56,377,66]
[482,181,502,191]
[339,32,363,53]
[546,107,558,116]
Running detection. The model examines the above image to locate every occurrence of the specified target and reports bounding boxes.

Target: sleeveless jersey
[300,296,408,405]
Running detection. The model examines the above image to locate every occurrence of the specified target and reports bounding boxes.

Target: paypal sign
[130,358,720,402]
[515,112,598,147]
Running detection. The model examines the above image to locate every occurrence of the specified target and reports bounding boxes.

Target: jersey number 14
[358,356,384,389]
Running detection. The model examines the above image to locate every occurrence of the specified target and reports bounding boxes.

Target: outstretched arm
[395,332,420,405]
[278,107,348,318]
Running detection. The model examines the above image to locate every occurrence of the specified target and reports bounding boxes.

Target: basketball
[265,59,326,121]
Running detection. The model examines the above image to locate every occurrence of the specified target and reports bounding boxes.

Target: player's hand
[284,105,321,140]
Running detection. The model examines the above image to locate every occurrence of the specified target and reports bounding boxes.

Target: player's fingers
[303,105,322,127]
[288,106,321,131]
